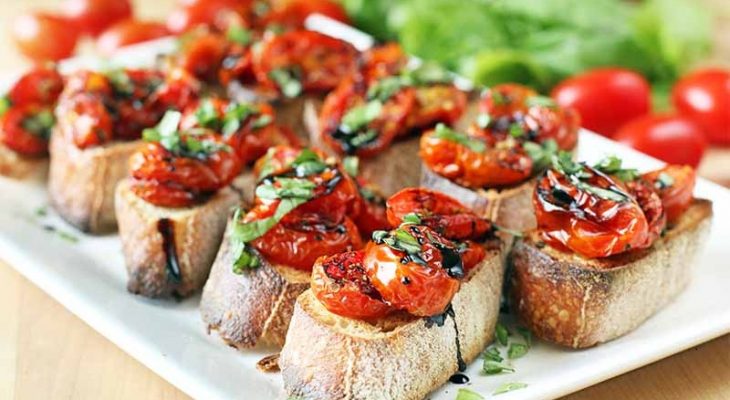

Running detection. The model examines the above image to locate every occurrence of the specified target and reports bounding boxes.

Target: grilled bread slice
[0,142,47,179]
[421,167,537,232]
[48,129,141,233]
[200,219,310,348]
[115,179,241,298]
[511,199,713,348]
[279,240,505,400]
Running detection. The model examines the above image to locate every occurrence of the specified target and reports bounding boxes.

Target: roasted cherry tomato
[360,43,408,82]
[0,104,54,156]
[253,145,305,179]
[551,68,651,137]
[351,179,390,237]
[672,68,730,145]
[63,0,132,36]
[420,127,533,188]
[625,178,666,249]
[642,165,696,224]
[247,202,363,270]
[479,84,537,116]
[130,133,242,207]
[179,33,230,82]
[386,188,492,241]
[253,30,357,96]
[261,0,349,30]
[613,114,707,168]
[407,85,468,135]
[218,44,256,86]
[7,65,63,106]
[534,166,651,258]
[59,93,114,148]
[364,225,461,317]
[151,67,202,112]
[311,251,393,320]
[166,0,253,34]
[109,70,166,140]
[12,13,80,62]
[96,20,169,56]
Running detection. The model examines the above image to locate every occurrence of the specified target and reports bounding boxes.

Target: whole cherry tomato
[311,251,394,320]
[166,0,252,34]
[12,13,80,63]
[261,0,349,30]
[63,0,132,36]
[178,33,230,82]
[7,65,64,106]
[613,114,707,168]
[351,180,390,238]
[642,165,696,224]
[672,68,730,145]
[96,20,169,56]
[386,188,492,241]
[0,104,53,156]
[59,93,114,148]
[364,226,461,317]
[551,68,651,137]
[408,85,468,135]
[624,178,666,249]
[534,167,651,258]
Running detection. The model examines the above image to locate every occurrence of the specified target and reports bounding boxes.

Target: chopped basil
[405,62,452,85]
[269,68,302,98]
[455,388,485,400]
[489,90,509,106]
[106,70,134,96]
[340,101,383,134]
[493,382,528,395]
[0,96,9,116]
[483,360,514,375]
[509,123,525,138]
[144,110,229,158]
[495,323,509,346]
[255,177,316,200]
[251,114,272,129]
[372,230,388,242]
[551,152,586,177]
[594,155,639,182]
[656,172,675,189]
[367,62,452,102]
[343,156,359,177]
[574,179,630,202]
[231,238,260,273]
[517,327,532,347]
[522,140,557,173]
[475,113,491,129]
[227,25,252,46]
[222,102,259,137]
[21,109,55,139]
[232,196,309,244]
[292,149,328,177]
[432,124,486,153]
[401,213,422,225]
[34,205,48,217]
[372,226,422,255]
[484,346,503,363]
[526,95,556,108]
[508,343,529,359]
[195,99,221,129]
[367,75,407,102]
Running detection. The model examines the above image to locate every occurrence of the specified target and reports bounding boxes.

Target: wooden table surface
[1,1,728,399]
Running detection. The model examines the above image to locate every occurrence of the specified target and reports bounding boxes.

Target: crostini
[312,43,468,195]
[115,111,242,298]
[201,146,378,348]
[420,83,579,232]
[511,154,713,348]
[0,65,63,178]
[48,68,199,233]
[280,188,504,400]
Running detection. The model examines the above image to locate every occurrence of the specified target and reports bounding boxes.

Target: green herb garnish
[401,212,422,225]
[432,123,486,153]
[455,388,485,400]
[227,25,252,46]
[222,102,259,137]
[483,360,514,375]
[594,155,639,182]
[526,95,556,108]
[343,156,359,177]
[522,139,557,173]
[493,382,528,395]
[143,110,229,158]
[656,172,675,189]
[269,68,302,98]
[195,99,221,129]
[507,343,529,359]
[475,113,491,129]
[517,327,532,347]
[0,96,10,117]
[495,323,509,346]
[484,346,504,363]
[340,100,383,133]
[21,109,55,139]
[509,123,525,138]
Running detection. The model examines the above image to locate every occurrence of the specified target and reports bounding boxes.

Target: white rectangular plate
[2,20,729,400]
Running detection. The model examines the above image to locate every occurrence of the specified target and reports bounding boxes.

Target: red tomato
[642,165,696,224]
[551,68,651,137]
[672,68,730,145]
[12,13,80,62]
[96,20,169,56]
[310,251,394,320]
[166,0,252,34]
[351,180,390,237]
[261,0,349,30]
[613,115,707,168]
[59,93,114,148]
[7,65,64,106]
[0,104,53,156]
[63,0,132,36]
[363,226,461,317]
[386,188,492,241]
[179,33,229,82]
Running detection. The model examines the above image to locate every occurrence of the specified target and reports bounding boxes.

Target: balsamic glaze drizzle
[424,304,466,372]
[157,218,181,283]
[448,373,470,384]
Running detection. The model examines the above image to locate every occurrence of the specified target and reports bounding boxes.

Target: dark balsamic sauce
[157,218,181,284]
[448,373,470,384]
[424,304,466,372]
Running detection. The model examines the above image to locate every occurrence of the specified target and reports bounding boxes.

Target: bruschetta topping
[420,83,578,189]
[129,111,242,208]
[310,189,489,319]
[0,65,63,156]
[534,154,696,259]
[319,44,467,157]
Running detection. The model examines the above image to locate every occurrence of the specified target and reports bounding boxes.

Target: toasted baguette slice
[421,166,537,232]
[200,219,310,348]
[0,142,48,179]
[48,129,141,233]
[115,179,241,298]
[279,241,505,400]
[511,199,713,348]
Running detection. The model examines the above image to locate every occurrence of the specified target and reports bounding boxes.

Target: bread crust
[421,166,537,232]
[279,243,505,400]
[115,179,241,298]
[200,219,310,349]
[48,129,140,233]
[0,142,48,179]
[510,199,713,348]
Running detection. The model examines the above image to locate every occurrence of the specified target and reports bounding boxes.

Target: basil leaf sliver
[340,100,383,133]
[432,123,486,153]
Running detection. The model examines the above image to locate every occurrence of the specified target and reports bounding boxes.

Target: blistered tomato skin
[672,68,730,145]
[386,188,492,241]
[311,251,393,320]
[7,65,64,106]
[0,105,52,156]
[643,165,696,224]
[534,168,651,259]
